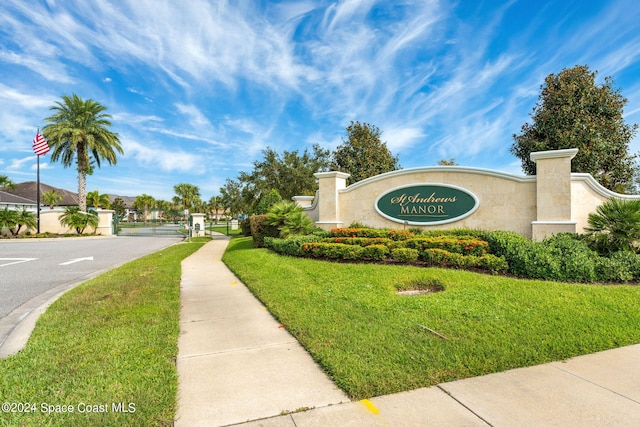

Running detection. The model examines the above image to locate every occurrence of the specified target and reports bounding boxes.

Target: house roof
[3,181,79,206]
[1,182,138,208]
[0,189,37,205]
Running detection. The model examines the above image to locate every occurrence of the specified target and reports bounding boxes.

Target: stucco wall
[300,149,640,240]
[336,168,537,237]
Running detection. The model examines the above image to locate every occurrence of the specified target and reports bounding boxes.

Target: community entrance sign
[298,149,638,241]
[375,184,479,225]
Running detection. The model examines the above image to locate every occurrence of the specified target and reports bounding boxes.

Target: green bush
[541,233,597,282]
[301,242,365,260]
[405,236,488,256]
[264,235,324,257]
[362,244,390,260]
[240,218,252,236]
[391,248,419,262]
[249,214,280,248]
[477,254,509,273]
[330,227,413,240]
[323,237,392,247]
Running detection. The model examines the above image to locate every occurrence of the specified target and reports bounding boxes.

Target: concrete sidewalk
[176,237,640,426]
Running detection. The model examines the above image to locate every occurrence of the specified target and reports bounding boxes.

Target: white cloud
[124,139,204,174]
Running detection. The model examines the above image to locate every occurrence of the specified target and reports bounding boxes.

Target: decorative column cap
[530,148,578,162]
[314,171,351,179]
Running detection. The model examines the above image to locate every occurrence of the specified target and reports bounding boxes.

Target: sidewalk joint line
[436,385,494,426]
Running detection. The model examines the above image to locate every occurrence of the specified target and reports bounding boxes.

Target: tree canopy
[511,65,638,192]
[331,121,400,184]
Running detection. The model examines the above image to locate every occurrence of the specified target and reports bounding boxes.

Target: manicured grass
[223,237,640,399]
[0,239,207,426]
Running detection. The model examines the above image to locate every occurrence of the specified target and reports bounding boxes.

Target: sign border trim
[374,182,480,226]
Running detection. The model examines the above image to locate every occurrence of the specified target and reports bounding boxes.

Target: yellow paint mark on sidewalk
[231,281,238,286]
[360,399,379,415]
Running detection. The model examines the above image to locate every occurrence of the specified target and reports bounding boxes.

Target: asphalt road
[0,236,184,350]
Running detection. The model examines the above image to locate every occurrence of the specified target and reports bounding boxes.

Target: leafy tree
[254,188,283,215]
[331,121,400,185]
[583,198,640,255]
[133,194,156,223]
[0,175,16,190]
[42,190,63,209]
[43,94,123,212]
[87,190,111,210]
[58,206,99,234]
[111,197,127,220]
[220,178,249,218]
[240,144,331,208]
[511,65,638,192]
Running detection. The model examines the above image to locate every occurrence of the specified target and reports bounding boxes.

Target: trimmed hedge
[264,235,324,257]
[264,228,640,282]
[403,236,488,256]
[302,242,365,259]
[330,228,413,241]
[391,248,419,263]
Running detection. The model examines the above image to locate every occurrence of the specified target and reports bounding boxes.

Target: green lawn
[222,237,640,399]
[0,239,206,427]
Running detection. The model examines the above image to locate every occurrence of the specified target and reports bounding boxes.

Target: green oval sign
[375,183,479,225]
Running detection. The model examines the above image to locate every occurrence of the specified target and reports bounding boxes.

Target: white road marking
[0,258,38,268]
[58,256,94,266]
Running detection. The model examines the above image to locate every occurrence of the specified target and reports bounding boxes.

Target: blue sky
[1,0,640,202]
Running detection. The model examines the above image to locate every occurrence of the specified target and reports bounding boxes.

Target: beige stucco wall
[300,149,640,240]
[2,208,114,236]
[334,168,537,237]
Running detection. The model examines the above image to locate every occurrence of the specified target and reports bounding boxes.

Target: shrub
[405,236,488,256]
[330,227,414,240]
[264,235,324,257]
[584,198,640,255]
[391,248,419,263]
[250,214,280,248]
[240,218,252,236]
[541,234,597,282]
[301,242,365,260]
[477,254,509,273]
[362,244,390,260]
[323,237,392,247]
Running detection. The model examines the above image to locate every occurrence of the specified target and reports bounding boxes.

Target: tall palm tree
[42,94,123,213]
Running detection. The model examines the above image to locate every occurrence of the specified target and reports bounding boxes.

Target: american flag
[32,132,50,156]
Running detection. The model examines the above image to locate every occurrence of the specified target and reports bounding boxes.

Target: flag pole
[36,127,41,234]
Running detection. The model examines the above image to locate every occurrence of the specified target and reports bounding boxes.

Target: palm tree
[133,194,156,224]
[584,198,640,254]
[58,206,99,234]
[86,190,111,210]
[42,190,63,209]
[173,183,201,223]
[0,175,16,190]
[42,94,123,213]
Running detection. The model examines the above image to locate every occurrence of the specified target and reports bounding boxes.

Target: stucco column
[313,171,350,230]
[530,148,578,241]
